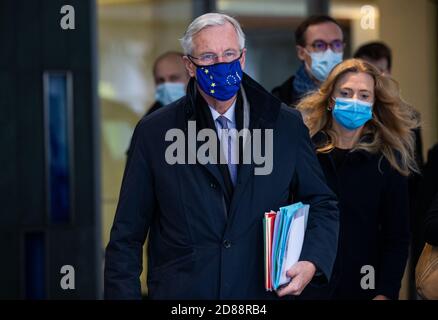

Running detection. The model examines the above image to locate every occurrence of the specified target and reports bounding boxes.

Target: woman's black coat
[301,132,410,300]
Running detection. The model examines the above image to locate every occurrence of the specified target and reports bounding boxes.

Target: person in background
[126,52,190,160]
[354,41,423,170]
[297,58,419,300]
[272,15,344,107]
[147,51,190,115]
[354,41,392,75]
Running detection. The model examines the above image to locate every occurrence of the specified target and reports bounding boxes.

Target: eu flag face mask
[155,82,186,106]
[308,49,343,82]
[332,97,373,130]
[191,57,243,101]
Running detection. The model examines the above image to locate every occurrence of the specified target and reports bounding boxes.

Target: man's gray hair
[180,13,245,55]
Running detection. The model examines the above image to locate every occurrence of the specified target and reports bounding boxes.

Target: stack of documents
[263,202,310,291]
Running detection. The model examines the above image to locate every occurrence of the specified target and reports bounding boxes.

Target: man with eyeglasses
[105,13,339,300]
[272,15,345,107]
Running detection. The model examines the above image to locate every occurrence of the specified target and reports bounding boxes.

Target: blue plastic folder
[263,202,310,291]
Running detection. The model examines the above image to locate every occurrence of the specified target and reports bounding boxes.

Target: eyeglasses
[188,50,242,66]
[309,40,344,53]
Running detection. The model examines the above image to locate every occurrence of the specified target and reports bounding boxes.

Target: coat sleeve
[292,115,340,284]
[376,165,410,300]
[104,121,155,299]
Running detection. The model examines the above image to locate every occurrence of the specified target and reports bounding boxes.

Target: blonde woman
[297,58,419,300]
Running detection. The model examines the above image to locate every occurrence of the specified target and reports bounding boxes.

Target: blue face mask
[332,97,373,130]
[308,49,343,82]
[155,82,186,106]
[191,57,243,101]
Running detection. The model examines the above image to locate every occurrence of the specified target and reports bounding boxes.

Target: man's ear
[239,48,247,70]
[296,45,307,61]
[183,56,196,78]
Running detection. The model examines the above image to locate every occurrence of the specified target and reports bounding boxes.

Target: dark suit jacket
[421,144,438,247]
[146,100,163,116]
[271,75,300,107]
[410,143,437,263]
[104,74,339,299]
[424,191,438,246]
[125,101,163,159]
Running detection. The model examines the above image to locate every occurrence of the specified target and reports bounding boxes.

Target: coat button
[223,239,231,249]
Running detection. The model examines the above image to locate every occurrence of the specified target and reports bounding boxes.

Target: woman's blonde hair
[297,58,419,176]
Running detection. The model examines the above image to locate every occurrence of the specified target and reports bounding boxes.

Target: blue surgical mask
[155,82,186,106]
[192,57,243,101]
[332,97,373,130]
[308,49,343,82]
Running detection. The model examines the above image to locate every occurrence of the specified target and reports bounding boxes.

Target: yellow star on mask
[211,83,216,87]
[204,69,209,74]
[210,89,215,94]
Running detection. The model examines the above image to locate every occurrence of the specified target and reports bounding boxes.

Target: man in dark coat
[272,15,344,107]
[104,13,339,300]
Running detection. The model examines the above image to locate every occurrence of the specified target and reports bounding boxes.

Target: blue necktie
[216,115,237,186]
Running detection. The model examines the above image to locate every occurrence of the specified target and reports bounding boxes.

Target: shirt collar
[208,100,236,125]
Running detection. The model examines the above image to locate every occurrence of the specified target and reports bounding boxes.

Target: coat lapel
[227,74,281,224]
[181,78,233,203]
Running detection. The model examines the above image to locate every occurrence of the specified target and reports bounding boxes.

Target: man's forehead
[365,57,389,69]
[154,57,185,76]
[161,53,184,62]
[192,23,239,52]
[305,22,343,42]
[156,55,184,68]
